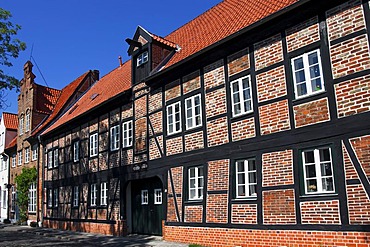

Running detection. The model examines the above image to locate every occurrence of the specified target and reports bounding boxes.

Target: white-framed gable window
[141,190,148,205]
[185,94,202,130]
[25,147,30,164]
[73,186,79,207]
[18,150,22,166]
[100,182,108,206]
[90,133,98,157]
[110,125,120,151]
[32,144,38,161]
[90,183,97,206]
[122,121,133,148]
[230,75,253,117]
[235,158,257,198]
[167,102,181,135]
[137,51,148,67]
[291,49,324,99]
[73,141,79,162]
[188,166,204,200]
[302,147,334,194]
[25,111,30,132]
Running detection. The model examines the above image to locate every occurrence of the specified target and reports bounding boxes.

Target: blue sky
[1,0,222,115]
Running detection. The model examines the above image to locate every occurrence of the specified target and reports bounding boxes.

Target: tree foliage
[0,8,26,91]
[14,167,37,223]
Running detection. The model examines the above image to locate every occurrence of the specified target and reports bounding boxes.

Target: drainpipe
[37,135,43,227]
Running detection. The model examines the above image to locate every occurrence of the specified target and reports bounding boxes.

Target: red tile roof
[42,61,132,135]
[152,34,177,49]
[2,112,18,130]
[162,0,298,68]
[42,0,299,134]
[35,84,61,114]
[32,71,91,135]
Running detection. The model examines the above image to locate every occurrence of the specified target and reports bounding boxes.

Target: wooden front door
[131,177,164,235]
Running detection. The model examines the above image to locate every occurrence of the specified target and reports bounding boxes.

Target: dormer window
[137,51,148,67]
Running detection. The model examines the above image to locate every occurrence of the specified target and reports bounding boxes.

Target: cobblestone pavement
[0,224,188,247]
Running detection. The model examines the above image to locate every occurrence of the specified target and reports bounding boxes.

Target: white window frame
[53,188,58,207]
[188,166,204,200]
[141,190,148,205]
[18,151,22,166]
[302,147,335,195]
[73,141,79,162]
[122,121,133,148]
[53,148,59,168]
[137,51,148,67]
[12,154,16,168]
[167,102,181,135]
[47,150,53,169]
[28,182,36,212]
[230,75,253,117]
[2,190,6,209]
[235,158,257,198]
[73,186,79,207]
[90,133,98,157]
[100,182,108,206]
[291,49,325,99]
[90,183,97,206]
[110,125,120,151]
[19,116,24,135]
[185,94,202,130]
[25,147,30,164]
[25,111,30,132]
[154,189,162,205]
[32,144,38,161]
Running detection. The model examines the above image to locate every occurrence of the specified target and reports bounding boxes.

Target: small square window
[32,144,38,161]
[122,121,133,148]
[110,125,120,151]
[73,186,79,207]
[291,49,325,99]
[90,184,97,206]
[235,158,257,198]
[100,182,108,206]
[73,141,79,162]
[154,189,162,205]
[90,133,98,157]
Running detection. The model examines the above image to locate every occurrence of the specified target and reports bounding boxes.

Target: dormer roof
[2,112,18,130]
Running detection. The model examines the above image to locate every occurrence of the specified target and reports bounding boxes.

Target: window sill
[292,90,326,104]
[230,111,254,122]
[232,196,257,202]
[300,192,338,198]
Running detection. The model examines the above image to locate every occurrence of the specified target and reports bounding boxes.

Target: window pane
[238,174,245,184]
[237,161,245,172]
[232,82,239,93]
[294,58,304,70]
[296,83,307,96]
[305,164,316,178]
[190,189,196,199]
[249,185,256,196]
[308,52,318,65]
[248,160,256,171]
[309,64,321,78]
[244,98,252,111]
[295,70,306,83]
[306,179,317,192]
[242,77,250,88]
[319,148,330,162]
[322,177,334,192]
[311,78,322,92]
[248,172,256,183]
[198,167,204,177]
[304,151,315,163]
[320,163,333,176]
[238,185,246,196]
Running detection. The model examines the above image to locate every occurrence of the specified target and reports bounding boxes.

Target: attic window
[90,93,99,100]
[137,51,148,67]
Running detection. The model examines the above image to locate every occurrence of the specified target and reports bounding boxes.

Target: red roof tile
[32,71,91,135]
[151,34,177,49]
[42,61,131,135]
[162,0,298,68]
[2,112,18,130]
[35,84,61,114]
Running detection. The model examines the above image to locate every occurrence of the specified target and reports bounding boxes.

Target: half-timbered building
[40,0,370,245]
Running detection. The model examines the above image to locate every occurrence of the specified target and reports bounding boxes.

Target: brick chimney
[21,61,36,89]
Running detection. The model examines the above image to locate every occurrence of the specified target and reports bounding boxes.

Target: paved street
[0,224,188,247]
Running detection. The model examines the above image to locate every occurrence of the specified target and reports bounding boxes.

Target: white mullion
[244,160,250,197]
[239,80,245,114]
[314,149,323,193]
[303,54,312,96]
